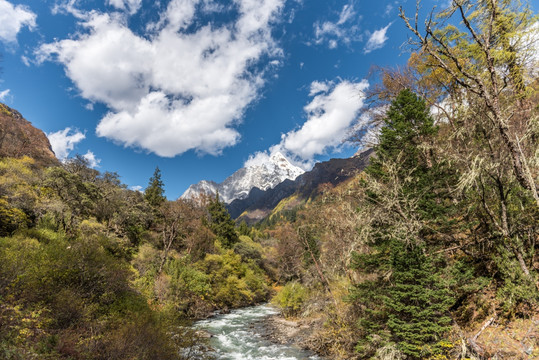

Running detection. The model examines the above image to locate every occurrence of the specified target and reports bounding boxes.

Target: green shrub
[197,249,269,308]
[165,257,212,316]
[0,230,189,359]
[233,235,263,265]
[272,282,307,317]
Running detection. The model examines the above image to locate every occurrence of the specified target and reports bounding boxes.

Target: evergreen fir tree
[351,89,455,358]
[144,166,165,207]
[208,193,239,248]
[385,241,453,358]
[368,89,436,174]
[237,220,251,237]
[367,89,450,220]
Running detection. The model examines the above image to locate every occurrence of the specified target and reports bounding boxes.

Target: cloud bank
[37,0,285,157]
[0,89,11,101]
[107,0,141,14]
[82,150,101,168]
[0,0,36,44]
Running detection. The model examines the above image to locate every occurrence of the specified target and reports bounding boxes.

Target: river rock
[275,318,300,328]
[195,330,213,338]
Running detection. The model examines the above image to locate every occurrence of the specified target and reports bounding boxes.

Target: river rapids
[193,305,322,360]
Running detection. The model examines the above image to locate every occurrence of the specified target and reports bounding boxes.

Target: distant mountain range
[227,149,373,223]
[181,145,373,223]
[180,152,304,203]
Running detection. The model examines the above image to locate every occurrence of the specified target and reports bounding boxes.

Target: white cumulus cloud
[309,81,330,96]
[82,150,101,168]
[247,79,369,170]
[364,22,392,54]
[280,79,368,163]
[0,0,36,44]
[313,1,361,49]
[36,0,285,157]
[47,127,86,160]
[244,151,272,168]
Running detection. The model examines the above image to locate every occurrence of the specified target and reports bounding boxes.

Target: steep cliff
[0,103,57,165]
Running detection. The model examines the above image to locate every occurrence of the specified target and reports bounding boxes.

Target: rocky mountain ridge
[181,152,304,203]
[227,148,374,222]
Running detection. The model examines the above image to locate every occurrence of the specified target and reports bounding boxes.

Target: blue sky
[0,0,436,198]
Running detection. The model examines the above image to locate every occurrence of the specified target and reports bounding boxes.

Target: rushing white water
[194,305,322,360]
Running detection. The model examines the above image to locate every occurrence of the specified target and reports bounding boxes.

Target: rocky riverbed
[251,314,323,351]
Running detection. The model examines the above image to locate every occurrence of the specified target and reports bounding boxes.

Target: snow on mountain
[180,180,219,201]
[180,152,304,203]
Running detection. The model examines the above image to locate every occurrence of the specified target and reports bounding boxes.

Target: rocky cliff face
[181,152,304,203]
[0,103,58,165]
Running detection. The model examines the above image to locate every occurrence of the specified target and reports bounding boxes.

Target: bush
[272,282,307,317]
[233,235,263,265]
[0,229,191,359]
[165,257,212,317]
[198,249,269,308]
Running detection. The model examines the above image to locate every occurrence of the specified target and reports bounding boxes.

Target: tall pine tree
[207,193,238,248]
[144,166,165,208]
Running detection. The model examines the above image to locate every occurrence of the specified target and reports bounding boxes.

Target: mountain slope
[228,148,374,222]
[181,152,304,203]
[0,103,57,165]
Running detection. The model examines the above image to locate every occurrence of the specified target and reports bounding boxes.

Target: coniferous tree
[144,166,165,207]
[368,88,436,180]
[352,89,454,358]
[207,193,238,248]
[367,88,454,221]
[237,220,251,237]
[385,241,452,358]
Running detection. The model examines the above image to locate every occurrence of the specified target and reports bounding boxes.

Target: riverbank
[253,312,326,357]
[255,308,539,360]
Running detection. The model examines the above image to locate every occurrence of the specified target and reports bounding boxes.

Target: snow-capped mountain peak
[181,152,304,203]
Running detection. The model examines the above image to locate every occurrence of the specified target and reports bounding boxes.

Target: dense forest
[1,0,538,359]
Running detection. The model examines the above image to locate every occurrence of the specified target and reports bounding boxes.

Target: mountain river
[193,305,322,360]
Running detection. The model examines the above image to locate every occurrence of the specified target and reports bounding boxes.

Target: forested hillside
[0,140,269,357]
[0,118,324,359]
